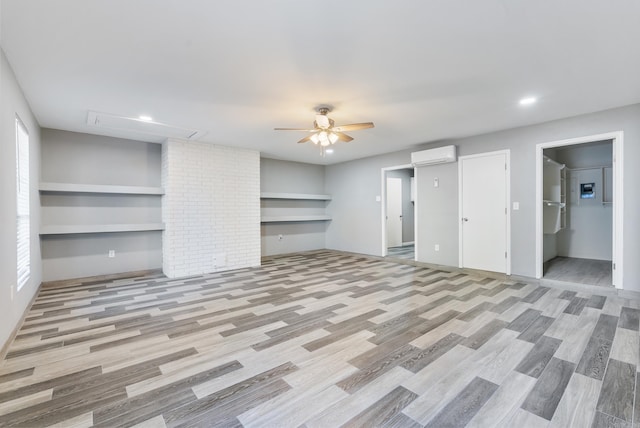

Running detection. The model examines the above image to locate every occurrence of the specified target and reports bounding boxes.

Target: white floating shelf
[40,182,164,195]
[260,192,332,201]
[261,215,332,223]
[40,223,165,235]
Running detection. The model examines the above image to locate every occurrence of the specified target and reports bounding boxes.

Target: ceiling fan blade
[332,122,375,132]
[335,132,354,142]
[297,135,313,144]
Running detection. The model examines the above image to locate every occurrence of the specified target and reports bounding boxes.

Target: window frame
[15,115,30,291]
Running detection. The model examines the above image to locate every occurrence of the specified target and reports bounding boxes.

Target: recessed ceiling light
[519,97,537,106]
[325,148,334,154]
[138,115,153,121]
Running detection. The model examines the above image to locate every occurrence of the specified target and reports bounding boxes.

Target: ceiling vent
[87,111,206,141]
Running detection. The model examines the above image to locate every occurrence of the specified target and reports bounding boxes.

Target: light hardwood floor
[0,250,638,427]
[386,244,415,261]
[544,256,613,287]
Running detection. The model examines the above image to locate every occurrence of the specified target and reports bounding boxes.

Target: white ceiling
[2,1,640,165]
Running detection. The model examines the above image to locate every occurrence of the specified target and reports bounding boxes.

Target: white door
[386,177,403,248]
[460,152,508,273]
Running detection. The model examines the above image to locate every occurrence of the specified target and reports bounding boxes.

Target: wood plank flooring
[543,256,612,287]
[386,245,415,261]
[1,250,639,427]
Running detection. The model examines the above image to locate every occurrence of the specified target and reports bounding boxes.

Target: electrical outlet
[434,244,440,251]
[278,234,283,241]
[108,250,115,258]
[214,253,227,267]
[434,177,439,188]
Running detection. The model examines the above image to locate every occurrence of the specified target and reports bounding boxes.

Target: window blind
[16,117,30,290]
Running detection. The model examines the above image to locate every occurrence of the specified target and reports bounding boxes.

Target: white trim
[535,131,623,289]
[458,150,511,275]
[380,164,415,259]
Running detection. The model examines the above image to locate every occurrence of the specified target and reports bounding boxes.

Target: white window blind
[16,116,30,291]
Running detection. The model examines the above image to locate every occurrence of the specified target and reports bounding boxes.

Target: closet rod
[566,165,612,171]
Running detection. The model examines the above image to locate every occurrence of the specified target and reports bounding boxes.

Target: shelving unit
[39,182,165,235]
[40,182,164,195]
[543,156,566,234]
[260,192,331,201]
[602,166,613,205]
[40,223,165,235]
[38,130,165,281]
[260,192,332,223]
[261,215,331,223]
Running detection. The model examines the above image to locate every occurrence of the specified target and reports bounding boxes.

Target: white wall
[326,103,640,290]
[260,158,328,256]
[0,49,42,349]
[162,139,261,278]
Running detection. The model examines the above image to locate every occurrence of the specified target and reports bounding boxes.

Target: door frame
[381,164,415,258]
[535,131,624,288]
[458,150,511,275]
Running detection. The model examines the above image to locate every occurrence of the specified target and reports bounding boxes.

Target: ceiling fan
[274,106,374,154]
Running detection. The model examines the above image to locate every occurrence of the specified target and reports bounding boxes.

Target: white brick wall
[161,139,260,278]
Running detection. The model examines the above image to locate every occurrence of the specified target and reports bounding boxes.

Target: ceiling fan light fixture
[319,131,331,146]
[274,105,373,153]
[316,114,330,129]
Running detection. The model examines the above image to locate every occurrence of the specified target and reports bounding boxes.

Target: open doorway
[536,132,623,289]
[381,165,416,261]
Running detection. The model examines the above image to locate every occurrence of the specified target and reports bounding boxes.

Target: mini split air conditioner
[411,145,457,166]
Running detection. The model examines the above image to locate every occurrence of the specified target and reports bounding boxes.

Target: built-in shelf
[261,215,332,223]
[543,200,566,208]
[40,223,165,235]
[40,182,164,195]
[543,156,566,234]
[260,192,332,201]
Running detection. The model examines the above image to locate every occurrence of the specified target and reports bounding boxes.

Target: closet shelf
[543,200,566,208]
[39,182,164,195]
[261,215,332,223]
[260,192,332,201]
[40,223,165,235]
[543,156,565,169]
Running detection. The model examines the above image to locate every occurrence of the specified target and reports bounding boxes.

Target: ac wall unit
[411,145,457,166]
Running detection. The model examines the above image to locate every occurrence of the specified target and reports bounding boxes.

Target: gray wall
[40,129,163,281]
[1,49,42,349]
[325,150,412,256]
[415,163,459,265]
[386,169,415,244]
[555,142,613,260]
[326,103,640,290]
[260,158,328,256]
